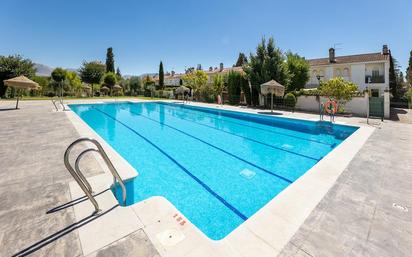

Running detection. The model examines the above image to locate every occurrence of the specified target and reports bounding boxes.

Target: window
[372,70,380,77]
[343,68,349,77]
[371,89,380,97]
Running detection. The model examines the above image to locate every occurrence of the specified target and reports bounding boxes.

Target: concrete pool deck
[1,99,411,257]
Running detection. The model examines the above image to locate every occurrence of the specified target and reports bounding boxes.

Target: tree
[243,37,290,106]
[407,50,412,84]
[285,52,310,91]
[227,71,242,105]
[106,47,115,73]
[0,55,35,97]
[66,71,82,96]
[319,77,358,108]
[159,61,164,89]
[51,67,67,96]
[389,55,401,99]
[116,67,122,80]
[182,70,208,100]
[51,67,66,82]
[79,61,106,97]
[212,74,225,104]
[32,76,50,96]
[129,76,142,94]
[103,72,117,95]
[234,52,248,67]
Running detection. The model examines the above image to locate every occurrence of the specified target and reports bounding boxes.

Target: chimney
[219,63,224,72]
[382,45,389,55]
[329,48,335,63]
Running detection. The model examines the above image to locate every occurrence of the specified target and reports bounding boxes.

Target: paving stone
[278,120,412,257]
[87,230,160,257]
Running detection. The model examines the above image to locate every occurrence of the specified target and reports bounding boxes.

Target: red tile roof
[308,52,389,66]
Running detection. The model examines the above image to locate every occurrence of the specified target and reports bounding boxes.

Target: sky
[1,0,411,76]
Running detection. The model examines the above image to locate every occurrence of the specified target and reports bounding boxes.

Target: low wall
[295,95,369,117]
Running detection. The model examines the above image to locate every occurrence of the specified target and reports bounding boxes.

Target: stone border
[64,99,374,256]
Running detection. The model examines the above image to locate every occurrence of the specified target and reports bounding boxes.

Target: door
[369,95,384,120]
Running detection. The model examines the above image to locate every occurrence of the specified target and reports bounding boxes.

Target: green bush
[284,93,297,108]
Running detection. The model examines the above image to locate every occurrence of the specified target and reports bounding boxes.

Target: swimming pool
[69,101,357,240]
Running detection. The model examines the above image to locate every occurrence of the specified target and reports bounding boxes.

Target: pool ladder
[64,138,127,214]
[51,96,66,111]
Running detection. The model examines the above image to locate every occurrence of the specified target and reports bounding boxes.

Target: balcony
[365,75,385,84]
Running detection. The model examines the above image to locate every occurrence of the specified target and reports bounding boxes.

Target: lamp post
[316,75,324,118]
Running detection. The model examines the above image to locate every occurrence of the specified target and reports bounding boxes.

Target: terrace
[1,99,411,257]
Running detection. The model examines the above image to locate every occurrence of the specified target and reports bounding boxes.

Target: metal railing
[64,138,127,214]
[51,96,66,111]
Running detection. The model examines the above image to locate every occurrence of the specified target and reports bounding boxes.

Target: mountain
[33,63,79,76]
[34,63,53,77]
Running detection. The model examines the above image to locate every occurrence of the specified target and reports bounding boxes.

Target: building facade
[306,45,391,97]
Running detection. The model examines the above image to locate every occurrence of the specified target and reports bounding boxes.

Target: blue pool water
[69,102,357,240]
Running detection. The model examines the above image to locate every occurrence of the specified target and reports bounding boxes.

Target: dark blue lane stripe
[121,108,295,183]
[144,105,322,161]
[92,107,248,221]
[155,102,333,147]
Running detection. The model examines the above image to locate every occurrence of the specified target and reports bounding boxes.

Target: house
[204,63,244,84]
[306,45,391,97]
[153,63,244,87]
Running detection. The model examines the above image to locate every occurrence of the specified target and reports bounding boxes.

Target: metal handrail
[64,138,127,214]
[51,97,59,111]
[51,96,66,111]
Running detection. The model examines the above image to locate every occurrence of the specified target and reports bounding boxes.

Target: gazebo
[3,76,40,109]
[260,80,285,113]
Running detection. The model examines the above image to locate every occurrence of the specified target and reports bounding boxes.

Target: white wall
[295,95,369,117]
[351,64,365,90]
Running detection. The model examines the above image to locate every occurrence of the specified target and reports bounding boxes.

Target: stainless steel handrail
[51,96,66,111]
[51,97,59,111]
[64,138,127,214]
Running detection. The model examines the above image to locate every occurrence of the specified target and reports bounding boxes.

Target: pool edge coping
[64,99,374,257]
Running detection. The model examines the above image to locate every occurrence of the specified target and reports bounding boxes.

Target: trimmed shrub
[284,93,297,108]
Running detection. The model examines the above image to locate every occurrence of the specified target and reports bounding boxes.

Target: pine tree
[159,61,164,89]
[243,37,290,106]
[234,53,248,67]
[407,50,412,84]
[116,67,122,79]
[389,55,398,98]
[105,47,115,73]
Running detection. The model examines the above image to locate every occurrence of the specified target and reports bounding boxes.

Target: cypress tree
[159,61,164,89]
[234,53,248,67]
[106,47,115,73]
[407,50,412,84]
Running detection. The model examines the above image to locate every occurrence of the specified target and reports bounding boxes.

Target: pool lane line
[117,108,297,183]
[126,108,320,163]
[154,102,335,147]
[140,106,326,160]
[92,107,248,221]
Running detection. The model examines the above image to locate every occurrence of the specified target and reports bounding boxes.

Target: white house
[306,45,391,97]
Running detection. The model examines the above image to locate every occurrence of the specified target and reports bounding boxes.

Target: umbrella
[113,84,122,91]
[112,85,122,96]
[175,85,190,95]
[260,80,285,113]
[3,76,40,109]
[82,84,91,90]
[100,86,110,92]
[100,86,110,95]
